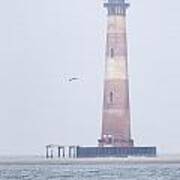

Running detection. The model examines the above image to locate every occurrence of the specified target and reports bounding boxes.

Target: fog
[0,0,179,155]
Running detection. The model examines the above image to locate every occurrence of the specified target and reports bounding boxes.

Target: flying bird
[68,77,79,82]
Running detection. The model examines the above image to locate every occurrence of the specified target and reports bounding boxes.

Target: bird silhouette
[68,77,79,82]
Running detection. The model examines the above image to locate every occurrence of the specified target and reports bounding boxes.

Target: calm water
[0,157,180,180]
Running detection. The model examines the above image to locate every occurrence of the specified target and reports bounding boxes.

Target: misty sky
[0,0,180,155]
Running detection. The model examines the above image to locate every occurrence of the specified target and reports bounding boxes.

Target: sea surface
[0,156,180,180]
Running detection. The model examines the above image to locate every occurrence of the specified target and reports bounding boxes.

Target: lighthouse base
[46,145,157,159]
[77,146,156,158]
[46,144,157,159]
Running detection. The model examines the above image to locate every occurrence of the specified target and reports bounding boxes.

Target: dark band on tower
[104,0,129,16]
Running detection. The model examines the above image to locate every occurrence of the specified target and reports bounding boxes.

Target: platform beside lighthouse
[77,147,156,158]
[46,145,156,159]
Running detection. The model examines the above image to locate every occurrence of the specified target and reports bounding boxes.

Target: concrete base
[77,147,157,158]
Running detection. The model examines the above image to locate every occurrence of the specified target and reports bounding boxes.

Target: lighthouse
[98,0,134,147]
[46,0,157,158]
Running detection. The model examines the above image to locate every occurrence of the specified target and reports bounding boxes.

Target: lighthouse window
[110,92,113,103]
[110,48,114,58]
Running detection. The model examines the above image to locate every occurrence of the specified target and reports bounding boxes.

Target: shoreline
[0,155,180,165]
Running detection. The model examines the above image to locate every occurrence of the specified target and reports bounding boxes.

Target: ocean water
[0,157,180,180]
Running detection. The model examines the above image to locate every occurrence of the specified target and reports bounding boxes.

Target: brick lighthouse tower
[98,0,134,147]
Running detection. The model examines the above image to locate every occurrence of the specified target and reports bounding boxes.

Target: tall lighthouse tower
[99,0,134,147]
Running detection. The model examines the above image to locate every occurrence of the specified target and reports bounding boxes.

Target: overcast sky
[0,0,180,156]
